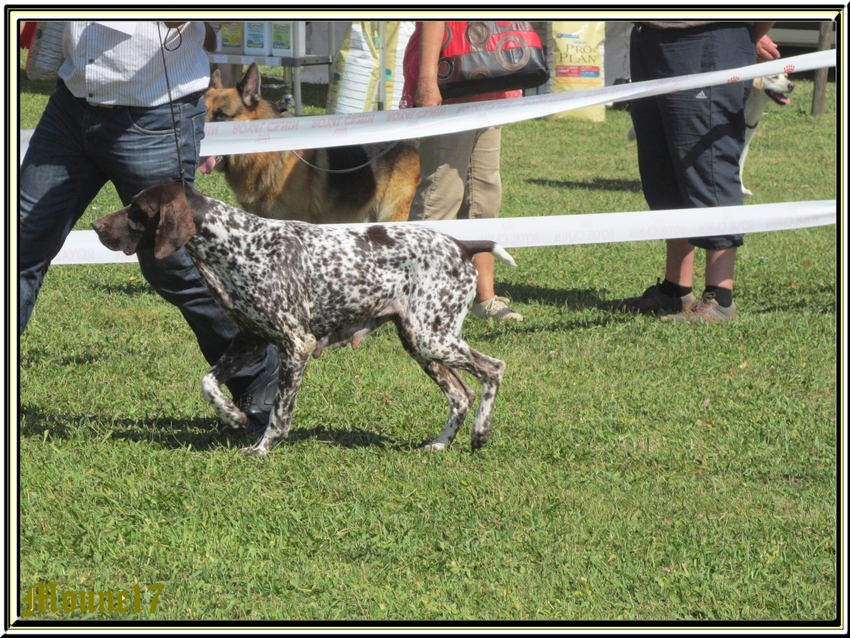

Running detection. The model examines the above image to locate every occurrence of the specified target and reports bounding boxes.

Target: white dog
[626,73,794,198]
[740,73,794,197]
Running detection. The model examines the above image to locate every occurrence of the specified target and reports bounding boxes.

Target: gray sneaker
[612,279,696,315]
[471,296,523,321]
[662,292,739,323]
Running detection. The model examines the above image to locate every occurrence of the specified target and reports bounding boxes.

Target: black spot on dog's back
[366,225,396,249]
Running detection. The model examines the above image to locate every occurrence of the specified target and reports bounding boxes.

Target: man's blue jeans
[19,81,278,398]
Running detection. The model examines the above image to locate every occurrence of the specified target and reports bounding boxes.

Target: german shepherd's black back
[202,63,420,224]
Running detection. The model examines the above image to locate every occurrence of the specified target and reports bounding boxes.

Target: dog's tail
[491,244,517,267]
[457,240,517,267]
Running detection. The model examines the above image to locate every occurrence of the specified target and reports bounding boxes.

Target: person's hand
[415,21,445,108]
[756,34,780,62]
[414,78,442,108]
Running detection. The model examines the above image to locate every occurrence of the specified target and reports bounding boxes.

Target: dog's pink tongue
[198,155,217,175]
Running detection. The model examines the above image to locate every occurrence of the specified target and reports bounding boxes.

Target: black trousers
[629,22,755,250]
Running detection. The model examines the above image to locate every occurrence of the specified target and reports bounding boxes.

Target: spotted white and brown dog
[92,181,514,457]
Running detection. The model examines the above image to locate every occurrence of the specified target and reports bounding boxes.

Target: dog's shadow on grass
[19,405,403,453]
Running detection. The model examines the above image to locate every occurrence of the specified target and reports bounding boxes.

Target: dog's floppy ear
[137,183,196,259]
[210,68,223,89]
[237,62,262,107]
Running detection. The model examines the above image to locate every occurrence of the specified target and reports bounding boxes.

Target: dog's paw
[418,441,448,452]
[239,445,268,458]
[471,429,493,452]
[224,410,248,430]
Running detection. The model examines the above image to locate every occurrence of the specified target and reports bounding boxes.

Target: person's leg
[704,248,736,290]
[628,25,691,214]
[664,238,696,289]
[611,26,697,315]
[663,245,739,323]
[408,130,476,222]
[655,26,751,236]
[661,24,753,322]
[617,24,752,317]
[462,126,500,303]
[94,96,278,409]
[471,253,495,301]
[19,83,107,334]
[461,126,522,321]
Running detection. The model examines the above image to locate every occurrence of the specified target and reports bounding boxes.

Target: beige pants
[408,126,503,221]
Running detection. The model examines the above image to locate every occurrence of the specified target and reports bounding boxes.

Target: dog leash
[290,141,401,174]
[157,22,395,180]
[157,22,188,194]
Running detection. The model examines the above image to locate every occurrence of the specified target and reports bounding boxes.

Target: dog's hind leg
[420,363,477,451]
[202,333,270,430]
[394,320,476,450]
[448,348,505,451]
[241,340,310,457]
[395,318,504,451]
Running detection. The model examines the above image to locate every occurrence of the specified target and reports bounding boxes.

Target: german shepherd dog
[200,63,420,224]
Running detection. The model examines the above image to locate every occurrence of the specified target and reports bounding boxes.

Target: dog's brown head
[204,62,281,124]
[92,181,197,259]
[201,63,286,175]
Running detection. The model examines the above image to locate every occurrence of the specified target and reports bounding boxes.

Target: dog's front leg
[241,345,310,457]
[202,333,269,430]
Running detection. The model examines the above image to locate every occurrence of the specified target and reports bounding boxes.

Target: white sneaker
[471,296,523,321]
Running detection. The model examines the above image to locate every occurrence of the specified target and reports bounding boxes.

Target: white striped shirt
[59,21,210,107]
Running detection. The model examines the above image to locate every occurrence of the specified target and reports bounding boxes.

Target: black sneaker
[611,279,696,315]
[226,365,279,435]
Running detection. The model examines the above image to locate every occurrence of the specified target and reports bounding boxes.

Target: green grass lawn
[15,58,838,624]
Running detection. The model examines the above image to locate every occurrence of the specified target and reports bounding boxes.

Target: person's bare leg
[470,253,522,321]
[664,238,697,288]
[704,247,736,290]
[473,253,495,303]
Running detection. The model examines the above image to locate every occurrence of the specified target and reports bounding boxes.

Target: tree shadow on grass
[19,405,404,453]
[526,177,643,193]
[498,281,837,318]
[498,283,611,309]
[19,75,57,98]
[496,283,635,320]
[21,347,106,367]
[89,280,156,297]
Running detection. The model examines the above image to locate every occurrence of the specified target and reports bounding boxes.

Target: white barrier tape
[50,200,835,266]
[18,50,835,160]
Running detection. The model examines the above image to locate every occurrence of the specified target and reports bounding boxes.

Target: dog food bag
[220,22,243,55]
[272,21,306,57]
[243,21,272,57]
[326,21,415,113]
[546,21,606,122]
[25,21,66,81]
